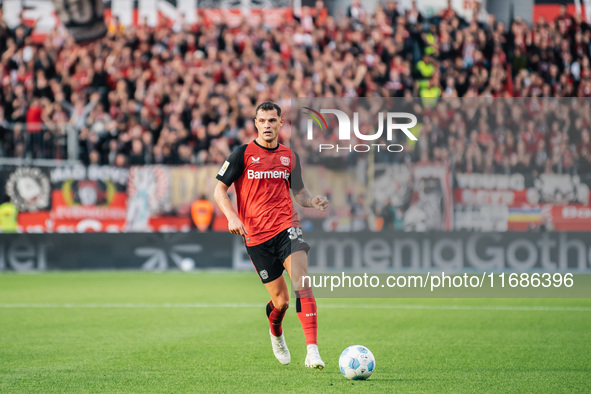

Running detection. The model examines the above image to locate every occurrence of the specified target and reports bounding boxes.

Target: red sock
[296,288,317,345]
[266,300,287,337]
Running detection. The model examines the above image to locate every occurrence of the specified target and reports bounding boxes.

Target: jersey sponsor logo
[251,157,261,163]
[259,270,269,280]
[280,156,290,166]
[218,161,230,176]
[247,169,290,180]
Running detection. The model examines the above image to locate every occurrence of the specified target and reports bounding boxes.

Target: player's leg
[284,250,324,370]
[263,274,291,365]
[263,274,290,336]
[247,239,291,365]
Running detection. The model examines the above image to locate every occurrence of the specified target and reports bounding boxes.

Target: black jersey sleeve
[216,145,247,186]
[290,152,305,191]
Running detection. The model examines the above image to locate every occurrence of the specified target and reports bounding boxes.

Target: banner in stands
[2,231,590,272]
[373,164,413,210]
[5,163,591,233]
[17,211,51,233]
[169,166,200,215]
[198,0,291,27]
[453,172,591,231]
[454,189,529,206]
[454,205,509,231]
[49,165,128,223]
[126,166,196,232]
[127,166,171,231]
[18,212,190,233]
[533,0,591,24]
[197,9,291,28]
[546,204,591,231]
[0,166,51,212]
[454,173,590,207]
[2,0,488,35]
[404,164,453,231]
[530,174,590,205]
[3,0,293,41]
[454,173,530,190]
[3,164,201,233]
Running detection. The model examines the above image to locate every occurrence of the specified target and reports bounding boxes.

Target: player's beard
[261,130,278,143]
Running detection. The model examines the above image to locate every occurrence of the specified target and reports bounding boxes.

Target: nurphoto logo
[303,107,418,153]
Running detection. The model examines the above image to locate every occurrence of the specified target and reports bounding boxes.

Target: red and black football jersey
[216,140,304,246]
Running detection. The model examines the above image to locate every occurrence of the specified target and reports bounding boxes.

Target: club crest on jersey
[251,157,261,163]
[280,156,290,166]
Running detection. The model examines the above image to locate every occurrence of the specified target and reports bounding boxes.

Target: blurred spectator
[114,153,128,167]
[350,193,369,231]
[0,196,18,233]
[377,198,396,232]
[25,97,43,157]
[191,195,215,232]
[347,0,366,24]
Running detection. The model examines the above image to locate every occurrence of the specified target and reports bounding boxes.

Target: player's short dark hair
[255,101,282,118]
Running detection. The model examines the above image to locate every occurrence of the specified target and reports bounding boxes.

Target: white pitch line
[0,303,263,309]
[321,304,591,312]
[0,303,589,311]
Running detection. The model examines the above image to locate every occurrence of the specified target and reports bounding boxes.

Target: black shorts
[246,227,311,284]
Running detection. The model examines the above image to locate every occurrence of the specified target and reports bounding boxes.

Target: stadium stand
[0,1,590,174]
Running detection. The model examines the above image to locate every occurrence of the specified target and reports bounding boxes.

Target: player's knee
[274,298,289,311]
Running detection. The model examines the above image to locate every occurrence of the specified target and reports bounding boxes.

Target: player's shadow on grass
[324,371,431,383]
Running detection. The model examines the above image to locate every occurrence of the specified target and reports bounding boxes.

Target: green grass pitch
[0,271,590,392]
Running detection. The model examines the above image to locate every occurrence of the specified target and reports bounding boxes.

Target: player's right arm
[214,181,248,236]
[214,145,248,236]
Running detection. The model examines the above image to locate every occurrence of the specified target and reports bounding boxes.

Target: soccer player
[214,101,329,369]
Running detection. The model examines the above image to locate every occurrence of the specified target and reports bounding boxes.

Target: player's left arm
[293,187,329,211]
[290,152,329,211]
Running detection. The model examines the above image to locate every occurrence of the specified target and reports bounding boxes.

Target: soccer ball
[339,345,375,380]
[179,258,195,271]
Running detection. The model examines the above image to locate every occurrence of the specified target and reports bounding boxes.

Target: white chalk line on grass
[0,303,589,311]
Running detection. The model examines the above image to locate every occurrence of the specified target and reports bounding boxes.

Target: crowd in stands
[1,1,591,176]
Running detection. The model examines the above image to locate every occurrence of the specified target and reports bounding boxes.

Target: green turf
[0,271,590,393]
